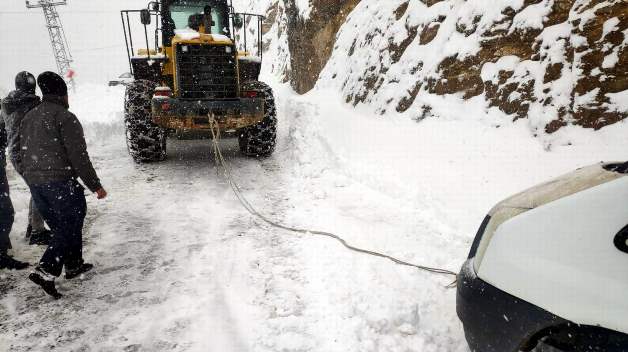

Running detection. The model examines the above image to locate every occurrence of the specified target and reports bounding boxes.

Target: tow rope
[208,115,458,288]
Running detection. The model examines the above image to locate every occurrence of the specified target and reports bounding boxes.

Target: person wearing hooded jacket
[21,72,107,299]
[1,71,53,246]
[0,96,29,271]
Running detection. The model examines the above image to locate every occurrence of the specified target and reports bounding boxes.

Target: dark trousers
[29,179,86,277]
[0,165,14,254]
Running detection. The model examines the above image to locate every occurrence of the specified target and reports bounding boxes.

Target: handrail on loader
[118,0,265,76]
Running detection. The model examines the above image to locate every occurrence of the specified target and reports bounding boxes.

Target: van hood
[490,162,626,215]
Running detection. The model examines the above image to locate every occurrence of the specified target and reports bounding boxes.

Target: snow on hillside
[248,0,628,229]
[314,0,627,133]
[293,0,313,19]
[233,0,291,81]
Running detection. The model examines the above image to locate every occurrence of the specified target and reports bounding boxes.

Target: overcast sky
[0,0,148,92]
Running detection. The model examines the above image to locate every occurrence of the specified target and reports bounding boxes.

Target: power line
[25,0,75,89]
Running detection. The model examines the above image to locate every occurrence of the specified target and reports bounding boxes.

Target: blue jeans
[29,179,87,277]
[0,165,14,254]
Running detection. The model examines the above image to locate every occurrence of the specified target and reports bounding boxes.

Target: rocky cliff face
[283,0,361,94]
[254,0,361,92]
[259,0,627,133]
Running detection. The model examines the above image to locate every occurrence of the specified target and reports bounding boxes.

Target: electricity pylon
[25,0,75,89]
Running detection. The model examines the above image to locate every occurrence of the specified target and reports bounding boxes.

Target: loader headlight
[471,207,528,273]
[181,45,189,53]
[225,46,232,54]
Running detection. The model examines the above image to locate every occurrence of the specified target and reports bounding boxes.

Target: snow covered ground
[0,80,467,351]
[1,77,626,351]
[2,1,628,351]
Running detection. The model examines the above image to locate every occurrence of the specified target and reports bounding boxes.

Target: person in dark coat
[21,72,108,299]
[1,71,53,245]
[0,97,29,270]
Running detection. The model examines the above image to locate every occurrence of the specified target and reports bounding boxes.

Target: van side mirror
[140,9,152,25]
[233,14,244,29]
[615,225,628,254]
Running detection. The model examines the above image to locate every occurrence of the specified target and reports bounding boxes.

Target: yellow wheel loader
[112,0,275,162]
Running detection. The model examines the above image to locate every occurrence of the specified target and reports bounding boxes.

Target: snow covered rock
[323,0,627,133]
[254,0,627,134]
[283,0,361,94]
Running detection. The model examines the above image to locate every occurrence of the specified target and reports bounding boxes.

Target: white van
[457,162,628,352]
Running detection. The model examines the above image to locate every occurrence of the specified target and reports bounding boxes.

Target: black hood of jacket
[1,90,41,115]
[42,94,69,110]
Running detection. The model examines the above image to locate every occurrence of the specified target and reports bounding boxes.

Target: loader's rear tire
[238,81,277,157]
[124,80,167,163]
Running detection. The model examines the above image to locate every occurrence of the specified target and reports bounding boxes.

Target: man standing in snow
[21,72,107,299]
[0,95,29,271]
[1,71,54,246]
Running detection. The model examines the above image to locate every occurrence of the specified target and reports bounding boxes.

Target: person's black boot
[0,254,30,270]
[29,229,52,246]
[29,267,62,299]
[65,263,94,280]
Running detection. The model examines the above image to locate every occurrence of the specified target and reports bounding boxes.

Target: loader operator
[186,8,219,33]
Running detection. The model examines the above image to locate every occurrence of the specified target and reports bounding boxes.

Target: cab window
[169,2,229,35]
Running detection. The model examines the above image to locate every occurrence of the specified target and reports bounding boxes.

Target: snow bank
[265,80,627,351]
[281,85,628,236]
[68,83,126,145]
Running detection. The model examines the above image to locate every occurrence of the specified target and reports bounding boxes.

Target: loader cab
[161,0,233,46]
[117,0,263,88]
